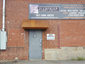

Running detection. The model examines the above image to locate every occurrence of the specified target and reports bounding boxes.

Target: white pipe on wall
[0,0,7,50]
[2,0,6,31]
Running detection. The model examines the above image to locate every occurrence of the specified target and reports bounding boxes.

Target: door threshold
[29,59,42,61]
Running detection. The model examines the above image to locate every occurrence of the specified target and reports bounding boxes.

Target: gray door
[29,30,42,60]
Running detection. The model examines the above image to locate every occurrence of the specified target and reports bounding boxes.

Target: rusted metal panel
[22,19,49,29]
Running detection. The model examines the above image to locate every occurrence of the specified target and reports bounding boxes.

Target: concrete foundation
[45,47,85,60]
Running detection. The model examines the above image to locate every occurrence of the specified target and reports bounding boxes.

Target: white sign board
[47,34,55,40]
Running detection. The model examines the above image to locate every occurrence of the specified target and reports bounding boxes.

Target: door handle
[40,44,42,46]
[40,39,42,43]
[40,39,42,46]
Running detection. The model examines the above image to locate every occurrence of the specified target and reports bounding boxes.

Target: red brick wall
[0,0,85,60]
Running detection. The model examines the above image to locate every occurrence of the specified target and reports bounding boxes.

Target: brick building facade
[0,0,85,60]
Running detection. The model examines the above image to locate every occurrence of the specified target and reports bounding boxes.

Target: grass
[71,57,85,61]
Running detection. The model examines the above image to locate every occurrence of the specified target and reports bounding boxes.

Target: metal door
[29,30,42,60]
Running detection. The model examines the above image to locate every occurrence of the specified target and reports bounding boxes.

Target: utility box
[0,30,7,50]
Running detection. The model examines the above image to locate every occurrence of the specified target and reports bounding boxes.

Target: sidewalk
[0,60,85,64]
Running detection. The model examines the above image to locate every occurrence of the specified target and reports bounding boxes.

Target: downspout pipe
[0,0,7,50]
[2,0,6,31]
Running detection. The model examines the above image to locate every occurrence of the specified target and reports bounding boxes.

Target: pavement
[0,60,85,64]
